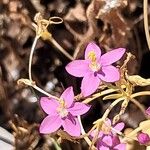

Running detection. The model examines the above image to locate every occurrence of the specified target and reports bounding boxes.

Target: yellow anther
[88,51,97,62]
[57,99,68,118]
[59,99,66,107]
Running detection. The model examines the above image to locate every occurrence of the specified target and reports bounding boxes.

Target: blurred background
[0,0,150,149]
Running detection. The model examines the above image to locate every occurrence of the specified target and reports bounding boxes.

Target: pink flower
[39,87,90,136]
[146,107,150,116]
[91,119,125,150]
[137,132,150,145]
[66,42,126,97]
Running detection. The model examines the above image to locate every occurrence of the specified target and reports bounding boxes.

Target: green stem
[28,36,39,81]
[77,116,92,147]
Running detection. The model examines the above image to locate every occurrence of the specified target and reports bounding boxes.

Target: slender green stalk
[77,116,92,147]
[102,97,125,120]
[131,98,147,118]
[28,36,39,81]
[131,91,150,98]
[50,37,74,61]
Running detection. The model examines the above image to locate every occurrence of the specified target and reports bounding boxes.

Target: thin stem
[32,84,50,97]
[83,88,119,104]
[17,79,60,101]
[94,97,125,125]
[77,116,92,147]
[144,0,150,50]
[50,37,74,61]
[50,137,62,150]
[32,84,60,101]
[131,91,150,98]
[28,36,39,81]
[102,97,125,120]
[131,98,147,119]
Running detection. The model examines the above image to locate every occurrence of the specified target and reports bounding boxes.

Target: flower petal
[98,65,120,82]
[68,102,91,116]
[114,143,126,150]
[112,136,120,146]
[60,87,74,108]
[40,115,62,134]
[40,97,59,115]
[65,60,90,77]
[85,42,101,60]
[102,135,113,147]
[62,116,81,136]
[114,122,125,132]
[146,107,150,116]
[91,130,103,138]
[81,73,101,97]
[105,118,111,126]
[98,145,109,150]
[137,132,150,144]
[100,48,126,66]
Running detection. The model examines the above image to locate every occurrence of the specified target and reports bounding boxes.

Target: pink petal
[81,73,101,97]
[98,145,109,150]
[105,118,111,126]
[112,136,120,146]
[102,135,113,147]
[114,143,126,150]
[114,122,125,132]
[91,130,103,138]
[146,107,150,116]
[85,42,101,60]
[68,102,91,116]
[98,65,120,82]
[100,48,126,66]
[60,87,74,108]
[40,97,59,115]
[40,115,62,134]
[65,60,90,77]
[62,116,81,136]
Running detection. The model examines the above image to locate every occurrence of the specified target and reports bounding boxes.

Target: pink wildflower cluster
[39,42,126,143]
[91,119,126,150]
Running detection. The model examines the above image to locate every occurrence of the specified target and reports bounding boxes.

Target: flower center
[88,51,101,72]
[57,99,68,118]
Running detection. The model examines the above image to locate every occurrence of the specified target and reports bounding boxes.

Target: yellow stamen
[88,51,101,72]
[88,51,97,62]
[59,99,66,107]
[57,99,68,118]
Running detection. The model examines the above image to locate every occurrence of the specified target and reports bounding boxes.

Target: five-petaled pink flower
[66,42,126,97]
[39,86,90,136]
[91,119,126,150]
